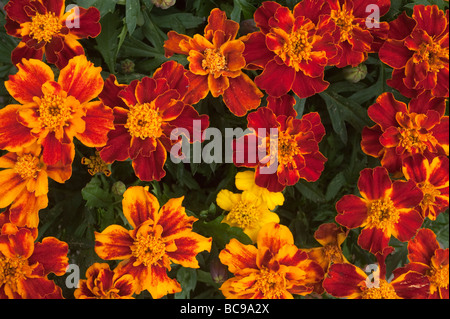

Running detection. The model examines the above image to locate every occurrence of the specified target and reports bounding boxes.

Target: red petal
[42,132,75,166]
[390,180,423,209]
[29,237,68,276]
[335,194,368,228]
[0,105,35,152]
[242,32,274,69]
[76,101,114,147]
[407,228,440,264]
[132,140,167,181]
[65,7,101,39]
[357,167,392,201]
[358,226,390,254]
[393,209,423,242]
[254,1,282,34]
[413,5,447,38]
[291,71,329,98]
[153,61,189,98]
[205,8,239,41]
[361,125,383,158]
[222,73,263,117]
[255,60,295,97]
[368,93,407,131]
[323,263,366,298]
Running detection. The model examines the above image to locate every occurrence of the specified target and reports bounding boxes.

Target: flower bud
[152,0,176,9]
[343,63,368,83]
[111,181,126,197]
[210,258,228,284]
[121,59,135,74]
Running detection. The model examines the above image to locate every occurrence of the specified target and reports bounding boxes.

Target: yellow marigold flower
[216,189,280,242]
[235,170,284,210]
[219,222,324,299]
[81,151,111,177]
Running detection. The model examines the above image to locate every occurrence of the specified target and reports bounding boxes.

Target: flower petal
[358,167,392,201]
[323,263,366,298]
[122,186,160,229]
[94,225,134,260]
[219,238,258,273]
[223,73,263,117]
[76,101,114,147]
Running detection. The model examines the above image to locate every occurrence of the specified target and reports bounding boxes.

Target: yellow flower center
[227,200,260,229]
[125,103,163,140]
[13,154,41,180]
[277,132,301,167]
[281,28,314,69]
[38,93,73,132]
[0,256,30,292]
[367,198,400,230]
[361,279,400,299]
[330,7,355,42]
[81,151,111,177]
[323,244,345,264]
[131,233,166,267]
[414,41,449,73]
[429,262,449,291]
[202,48,227,75]
[419,182,440,213]
[255,267,286,298]
[29,12,62,43]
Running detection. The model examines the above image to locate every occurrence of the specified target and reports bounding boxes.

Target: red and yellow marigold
[98,61,209,182]
[234,94,326,192]
[361,91,448,175]
[402,154,449,220]
[242,1,338,98]
[379,5,449,98]
[164,8,263,117]
[335,167,424,254]
[394,228,449,299]
[0,221,69,299]
[219,222,324,299]
[4,0,101,69]
[94,186,212,299]
[0,143,71,228]
[74,263,137,299]
[0,56,114,167]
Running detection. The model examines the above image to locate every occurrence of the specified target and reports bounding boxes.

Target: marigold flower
[0,56,114,167]
[74,263,137,299]
[0,223,69,299]
[394,228,449,299]
[4,0,101,69]
[379,5,449,98]
[335,167,424,254]
[234,94,326,192]
[361,91,448,175]
[219,222,324,299]
[81,151,111,177]
[98,61,209,182]
[0,143,71,227]
[242,1,338,98]
[216,190,280,242]
[402,154,449,220]
[323,248,430,299]
[235,170,285,210]
[304,223,349,273]
[164,8,263,116]
[94,186,212,298]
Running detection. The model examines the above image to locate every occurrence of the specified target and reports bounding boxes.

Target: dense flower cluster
[0,0,448,299]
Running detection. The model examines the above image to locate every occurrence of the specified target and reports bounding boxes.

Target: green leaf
[75,0,119,16]
[174,268,198,299]
[81,175,114,209]
[325,172,347,201]
[320,92,348,144]
[294,180,326,204]
[126,0,140,35]
[95,12,123,73]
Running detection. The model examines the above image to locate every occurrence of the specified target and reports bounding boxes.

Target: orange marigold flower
[242,1,338,98]
[0,56,114,167]
[98,61,209,182]
[81,151,111,177]
[0,222,69,299]
[323,247,430,299]
[234,94,326,192]
[5,0,101,69]
[219,222,324,299]
[379,5,449,98]
[336,167,424,255]
[0,143,71,228]
[94,186,212,298]
[361,91,448,175]
[394,228,449,299]
[74,263,137,299]
[164,8,263,117]
[402,154,449,220]
[304,223,349,273]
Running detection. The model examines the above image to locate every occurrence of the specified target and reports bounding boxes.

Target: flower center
[414,41,449,73]
[29,12,62,43]
[13,154,41,180]
[131,233,166,267]
[429,262,449,290]
[255,267,286,298]
[418,182,440,213]
[227,200,260,229]
[38,93,73,132]
[323,244,345,264]
[202,48,227,75]
[125,103,163,140]
[361,279,400,299]
[367,198,400,230]
[396,112,437,154]
[277,132,301,167]
[330,7,355,42]
[0,256,30,292]
[281,28,314,68]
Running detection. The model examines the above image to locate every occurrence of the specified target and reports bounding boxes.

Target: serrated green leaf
[81,175,114,209]
[125,0,140,35]
[174,268,198,299]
